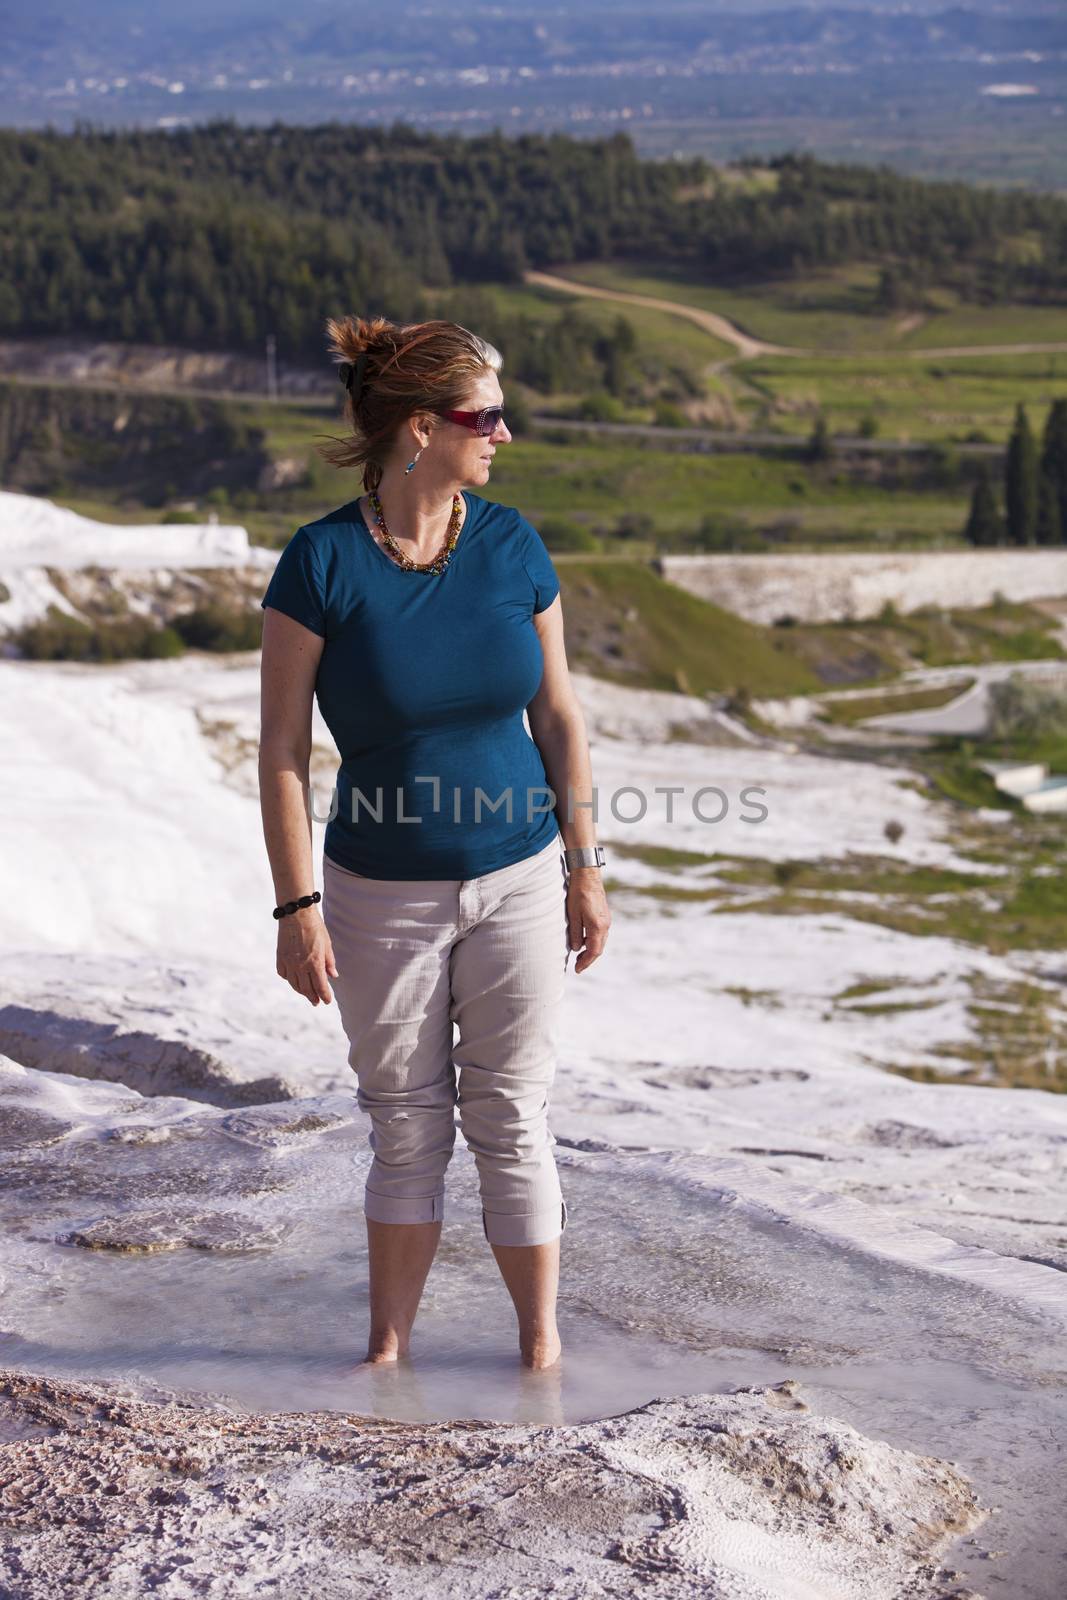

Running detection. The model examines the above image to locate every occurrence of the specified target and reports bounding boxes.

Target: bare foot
[520,1330,562,1370]
[339,1341,410,1373]
[360,1345,409,1366]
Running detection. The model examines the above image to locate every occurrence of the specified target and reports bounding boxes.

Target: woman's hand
[566,870,611,974]
[276,907,339,1005]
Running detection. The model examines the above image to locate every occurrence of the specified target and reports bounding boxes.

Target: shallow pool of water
[4,1128,1066,1597]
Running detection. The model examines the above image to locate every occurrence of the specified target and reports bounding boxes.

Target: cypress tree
[876,264,902,313]
[1004,402,1038,546]
[807,413,833,462]
[963,464,1003,547]
[1036,470,1063,546]
[1040,398,1067,539]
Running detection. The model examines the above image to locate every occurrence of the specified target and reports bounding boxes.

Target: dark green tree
[963,464,1003,547]
[1004,403,1038,546]
[878,264,903,312]
[1036,470,1063,546]
[807,413,833,463]
[1040,398,1067,538]
[601,315,637,397]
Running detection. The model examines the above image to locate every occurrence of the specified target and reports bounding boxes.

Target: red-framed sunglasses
[437,406,505,437]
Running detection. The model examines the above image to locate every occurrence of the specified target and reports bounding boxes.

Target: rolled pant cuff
[364,1187,444,1225]
[482,1199,568,1247]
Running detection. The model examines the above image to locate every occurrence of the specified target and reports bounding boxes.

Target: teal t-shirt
[260,491,563,879]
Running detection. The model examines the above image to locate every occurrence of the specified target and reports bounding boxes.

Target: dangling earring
[405,448,424,475]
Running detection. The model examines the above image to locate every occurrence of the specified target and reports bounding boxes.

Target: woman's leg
[487,1238,562,1369]
[364,1217,443,1363]
[449,839,570,1368]
[321,856,460,1362]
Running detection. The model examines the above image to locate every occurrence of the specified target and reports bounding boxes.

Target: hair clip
[340,350,370,404]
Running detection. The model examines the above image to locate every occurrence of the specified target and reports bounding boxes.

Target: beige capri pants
[320,833,571,1247]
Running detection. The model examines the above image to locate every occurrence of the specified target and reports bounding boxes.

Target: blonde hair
[315,313,503,493]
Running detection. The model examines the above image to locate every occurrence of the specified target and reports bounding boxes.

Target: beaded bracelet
[273,890,321,921]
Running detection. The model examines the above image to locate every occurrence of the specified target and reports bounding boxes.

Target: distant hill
[1,125,1064,372]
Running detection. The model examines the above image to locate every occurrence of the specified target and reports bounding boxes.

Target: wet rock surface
[55,1210,290,1254]
[0,1369,986,1600]
[5,1056,1057,1598]
[4,634,1067,1595]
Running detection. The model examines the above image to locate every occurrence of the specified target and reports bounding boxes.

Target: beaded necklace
[366,489,464,575]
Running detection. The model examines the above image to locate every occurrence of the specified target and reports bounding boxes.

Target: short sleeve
[260,527,326,637]
[519,517,560,614]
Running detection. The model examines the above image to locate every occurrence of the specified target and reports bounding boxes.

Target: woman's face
[440,371,513,486]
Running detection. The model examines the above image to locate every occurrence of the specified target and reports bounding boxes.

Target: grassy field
[736,351,1067,442]
[58,432,985,556]
[49,427,976,554]
[24,252,1064,546]
[32,248,1066,561]
[529,260,1067,443]
[481,434,955,519]
[518,558,825,697]
[429,279,737,368]
[550,258,1067,355]
[544,258,915,351]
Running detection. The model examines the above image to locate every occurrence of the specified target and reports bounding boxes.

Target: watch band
[563,845,605,869]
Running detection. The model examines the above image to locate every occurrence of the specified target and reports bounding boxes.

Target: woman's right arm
[259,606,338,1005]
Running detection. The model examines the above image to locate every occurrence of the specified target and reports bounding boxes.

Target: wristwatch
[564,845,606,870]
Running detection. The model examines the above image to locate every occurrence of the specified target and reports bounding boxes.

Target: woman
[258,314,610,1372]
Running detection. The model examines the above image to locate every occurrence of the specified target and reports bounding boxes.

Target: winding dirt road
[524,268,1067,363]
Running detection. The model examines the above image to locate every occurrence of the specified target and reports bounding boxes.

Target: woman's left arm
[527,595,611,975]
